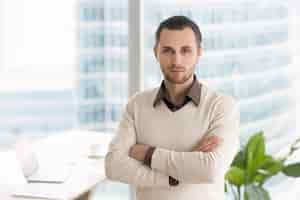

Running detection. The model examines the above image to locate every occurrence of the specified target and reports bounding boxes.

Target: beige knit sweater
[105,83,240,200]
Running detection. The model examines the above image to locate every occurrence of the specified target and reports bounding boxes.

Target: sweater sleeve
[105,97,170,188]
[150,96,240,184]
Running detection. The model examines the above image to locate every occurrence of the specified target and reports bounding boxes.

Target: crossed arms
[105,96,240,188]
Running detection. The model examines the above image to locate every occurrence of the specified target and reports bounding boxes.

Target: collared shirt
[153,74,202,111]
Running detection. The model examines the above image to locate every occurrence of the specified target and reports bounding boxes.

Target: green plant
[225,131,300,200]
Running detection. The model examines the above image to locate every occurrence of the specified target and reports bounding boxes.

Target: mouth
[170,68,185,72]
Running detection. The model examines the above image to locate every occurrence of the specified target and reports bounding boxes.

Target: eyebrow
[161,45,193,50]
[161,46,173,50]
[182,46,192,49]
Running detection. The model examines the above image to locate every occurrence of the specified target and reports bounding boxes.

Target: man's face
[154,27,202,84]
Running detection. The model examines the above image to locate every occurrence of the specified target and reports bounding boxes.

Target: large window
[143,0,296,199]
[144,0,294,147]
[78,0,128,132]
[78,0,131,199]
[0,0,76,148]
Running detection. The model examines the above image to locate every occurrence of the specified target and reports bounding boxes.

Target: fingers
[129,144,140,158]
[195,135,221,152]
[199,135,219,145]
[129,144,149,161]
[198,141,219,152]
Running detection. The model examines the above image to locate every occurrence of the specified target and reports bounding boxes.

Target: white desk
[0,130,112,200]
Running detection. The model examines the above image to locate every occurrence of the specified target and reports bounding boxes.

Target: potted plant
[225,131,300,200]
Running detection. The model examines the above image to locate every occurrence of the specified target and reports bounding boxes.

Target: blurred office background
[0,0,300,199]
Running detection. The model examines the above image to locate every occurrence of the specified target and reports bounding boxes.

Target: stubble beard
[163,67,194,85]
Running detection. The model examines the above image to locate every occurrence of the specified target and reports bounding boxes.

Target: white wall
[0,0,76,72]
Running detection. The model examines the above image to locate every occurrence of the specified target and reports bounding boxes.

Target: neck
[164,75,194,106]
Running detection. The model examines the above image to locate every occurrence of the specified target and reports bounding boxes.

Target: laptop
[14,137,71,184]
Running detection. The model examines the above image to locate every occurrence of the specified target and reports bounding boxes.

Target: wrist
[143,146,156,167]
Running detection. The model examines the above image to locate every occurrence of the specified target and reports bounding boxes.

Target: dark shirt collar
[153,74,201,107]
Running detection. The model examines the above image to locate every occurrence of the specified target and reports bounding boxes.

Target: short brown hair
[155,16,202,48]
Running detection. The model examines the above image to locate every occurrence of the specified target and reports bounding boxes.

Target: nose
[171,52,183,66]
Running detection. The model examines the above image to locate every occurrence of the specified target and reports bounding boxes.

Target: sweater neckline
[161,100,195,115]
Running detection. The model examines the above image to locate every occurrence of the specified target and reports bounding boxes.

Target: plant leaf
[259,156,283,175]
[231,150,246,169]
[251,155,283,185]
[254,174,266,185]
[245,131,265,182]
[225,166,245,186]
[282,162,300,177]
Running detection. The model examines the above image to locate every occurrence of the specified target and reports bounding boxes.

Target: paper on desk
[12,184,71,200]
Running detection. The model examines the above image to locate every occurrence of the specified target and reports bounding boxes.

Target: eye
[182,48,192,54]
[162,48,171,53]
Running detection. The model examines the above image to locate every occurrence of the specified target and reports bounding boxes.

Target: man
[105,16,240,200]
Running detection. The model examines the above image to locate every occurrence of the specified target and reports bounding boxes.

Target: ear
[197,47,203,57]
[153,46,158,60]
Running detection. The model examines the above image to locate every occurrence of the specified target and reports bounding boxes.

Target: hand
[193,135,221,152]
[129,144,150,162]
